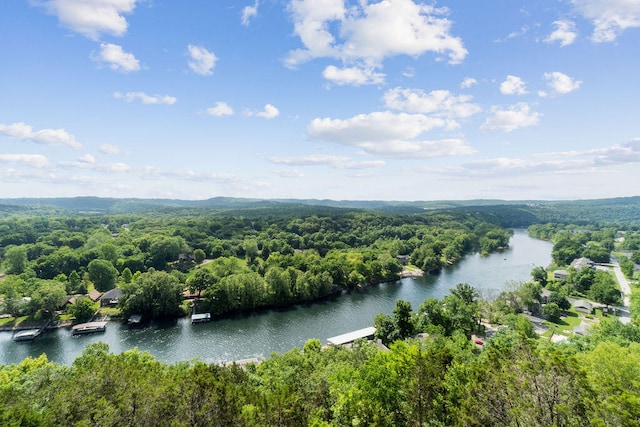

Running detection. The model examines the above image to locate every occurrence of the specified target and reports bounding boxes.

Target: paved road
[610,259,632,323]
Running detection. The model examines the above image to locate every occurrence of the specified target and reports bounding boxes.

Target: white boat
[71,321,107,335]
[13,329,41,341]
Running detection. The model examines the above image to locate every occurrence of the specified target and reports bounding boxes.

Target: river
[0,229,552,366]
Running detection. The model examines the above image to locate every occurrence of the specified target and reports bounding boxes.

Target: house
[396,255,411,265]
[570,257,595,270]
[100,288,123,307]
[554,269,569,280]
[540,288,551,304]
[88,289,102,302]
[573,299,593,314]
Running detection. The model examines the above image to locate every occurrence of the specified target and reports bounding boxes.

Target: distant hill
[1,196,639,226]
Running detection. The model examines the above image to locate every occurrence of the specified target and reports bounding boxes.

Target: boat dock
[191,313,211,324]
[327,326,376,346]
[13,329,42,341]
[71,321,107,335]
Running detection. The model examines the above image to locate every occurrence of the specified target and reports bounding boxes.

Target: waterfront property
[71,321,107,335]
[327,326,376,346]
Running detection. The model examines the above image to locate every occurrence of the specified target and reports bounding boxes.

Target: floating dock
[191,313,211,324]
[71,321,107,335]
[13,329,41,341]
[327,326,376,346]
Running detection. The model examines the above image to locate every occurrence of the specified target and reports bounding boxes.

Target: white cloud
[93,43,140,73]
[275,169,304,178]
[113,92,177,105]
[307,111,475,158]
[383,87,481,119]
[268,154,385,169]
[442,138,640,177]
[252,104,280,119]
[187,45,217,76]
[573,0,640,42]
[78,154,95,164]
[500,75,528,95]
[206,102,234,117]
[99,144,121,155]
[460,77,477,89]
[286,0,466,84]
[241,1,259,26]
[543,71,582,95]
[481,103,541,132]
[495,25,530,43]
[322,65,385,86]
[0,154,50,168]
[0,122,82,149]
[41,0,139,40]
[545,20,578,46]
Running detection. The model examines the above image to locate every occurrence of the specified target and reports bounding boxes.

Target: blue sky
[1,0,639,201]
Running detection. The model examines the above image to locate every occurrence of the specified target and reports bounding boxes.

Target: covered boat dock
[327,326,376,346]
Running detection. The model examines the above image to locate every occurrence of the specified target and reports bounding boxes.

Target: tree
[3,245,28,275]
[119,269,184,319]
[393,299,415,339]
[542,302,561,321]
[588,276,622,306]
[87,259,118,292]
[69,297,96,323]
[187,268,215,297]
[32,281,67,320]
[193,248,206,264]
[531,265,547,285]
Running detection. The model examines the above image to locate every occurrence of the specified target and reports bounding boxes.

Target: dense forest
[1,197,640,426]
[0,206,511,321]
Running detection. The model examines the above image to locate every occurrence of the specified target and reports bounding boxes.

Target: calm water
[0,229,551,366]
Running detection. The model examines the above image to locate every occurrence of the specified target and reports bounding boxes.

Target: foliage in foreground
[2,318,640,426]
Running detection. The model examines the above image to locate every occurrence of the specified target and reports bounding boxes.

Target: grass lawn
[542,311,582,335]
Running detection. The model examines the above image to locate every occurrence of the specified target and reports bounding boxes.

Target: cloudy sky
[1,0,639,201]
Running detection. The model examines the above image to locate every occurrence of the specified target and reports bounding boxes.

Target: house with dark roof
[100,288,123,307]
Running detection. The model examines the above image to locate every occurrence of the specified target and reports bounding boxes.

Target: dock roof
[327,326,376,345]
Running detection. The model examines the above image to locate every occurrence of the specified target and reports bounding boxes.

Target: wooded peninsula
[1,196,640,426]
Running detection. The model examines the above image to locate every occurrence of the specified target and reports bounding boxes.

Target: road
[610,259,632,323]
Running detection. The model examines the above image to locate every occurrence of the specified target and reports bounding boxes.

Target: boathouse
[327,326,376,346]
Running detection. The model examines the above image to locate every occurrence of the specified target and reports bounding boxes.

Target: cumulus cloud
[481,103,541,132]
[99,144,121,155]
[460,77,477,89]
[573,0,640,42]
[322,65,385,86]
[92,43,140,72]
[383,87,481,119]
[286,0,467,84]
[113,92,177,105]
[241,1,259,26]
[0,154,50,168]
[545,20,578,46]
[187,45,217,76]
[0,122,82,149]
[500,75,528,95]
[41,0,139,40]
[206,102,234,117]
[543,71,582,95]
[307,111,474,158]
[249,104,280,119]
